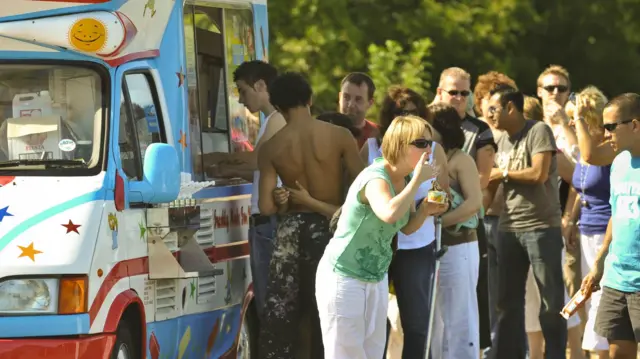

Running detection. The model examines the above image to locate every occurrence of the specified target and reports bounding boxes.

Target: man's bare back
[262,119,363,213]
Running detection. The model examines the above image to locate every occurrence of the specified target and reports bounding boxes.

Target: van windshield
[0,63,105,173]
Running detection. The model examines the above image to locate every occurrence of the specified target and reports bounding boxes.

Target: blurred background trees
[268,0,640,118]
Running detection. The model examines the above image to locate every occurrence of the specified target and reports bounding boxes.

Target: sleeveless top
[324,158,411,282]
[442,150,478,246]
[367,137,437,249]
[572,156,611,235]
[250,112,282,215]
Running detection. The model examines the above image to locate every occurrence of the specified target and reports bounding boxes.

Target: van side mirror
[128,143,180,204]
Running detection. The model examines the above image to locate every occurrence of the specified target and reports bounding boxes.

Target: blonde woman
[316,115,449,358]
[565,86,611,358]
[360,87,448,359]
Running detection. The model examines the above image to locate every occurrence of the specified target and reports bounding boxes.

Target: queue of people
[202,60,640,359]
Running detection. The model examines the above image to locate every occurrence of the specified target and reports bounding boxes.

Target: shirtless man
[257,72,365,359]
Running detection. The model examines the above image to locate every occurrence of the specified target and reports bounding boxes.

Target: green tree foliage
[368,39,434,116]
[268,0,640,116]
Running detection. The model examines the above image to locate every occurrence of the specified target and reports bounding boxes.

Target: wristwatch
[502,168,509,182]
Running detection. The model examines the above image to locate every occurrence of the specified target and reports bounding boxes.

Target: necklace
[579,161,590,208]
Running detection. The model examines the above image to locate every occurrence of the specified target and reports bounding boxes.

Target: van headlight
[0,279,59,314]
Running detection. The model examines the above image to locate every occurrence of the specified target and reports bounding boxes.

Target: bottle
[561,289,591,320]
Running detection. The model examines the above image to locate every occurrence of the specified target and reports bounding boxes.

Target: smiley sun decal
[68,17,107,52]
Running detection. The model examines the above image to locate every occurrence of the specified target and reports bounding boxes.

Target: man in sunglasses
[486,84,567,358]
[537,65,571,111]
[436,67,496,189]
[581,93,640,358]
[537,65,584,319]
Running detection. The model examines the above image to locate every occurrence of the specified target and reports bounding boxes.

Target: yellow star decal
[18,242,43,262]
[178,130,188,149]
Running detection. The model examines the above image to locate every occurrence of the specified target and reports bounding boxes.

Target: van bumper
[0,334,115,359]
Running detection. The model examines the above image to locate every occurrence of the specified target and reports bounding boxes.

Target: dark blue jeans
[389,241,437,359]
[489,226,567,359]
[248,215,277,320]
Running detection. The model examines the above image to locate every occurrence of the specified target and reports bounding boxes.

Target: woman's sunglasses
[411,139,432,149]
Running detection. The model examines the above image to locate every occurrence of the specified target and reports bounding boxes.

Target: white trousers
[580,232,609,351]
[386,294,403,359]
[316,259,388,359]
[431,241,480,359]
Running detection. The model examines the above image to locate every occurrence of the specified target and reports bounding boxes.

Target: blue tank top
[602,151,640,292]
[572,157,611,235]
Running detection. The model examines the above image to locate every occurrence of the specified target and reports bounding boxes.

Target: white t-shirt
[553,125,579,163]
[366,138,436,249]
[250,112,282,215]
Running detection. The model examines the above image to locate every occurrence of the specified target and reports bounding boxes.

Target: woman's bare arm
[557,153,575,184]
[359,141,370,165]
[441,154,483,227]
[574,118,617,166]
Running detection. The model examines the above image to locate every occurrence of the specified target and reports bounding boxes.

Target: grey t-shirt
[495,120,561,231]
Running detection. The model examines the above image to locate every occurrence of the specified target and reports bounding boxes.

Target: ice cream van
[0,0,268,358]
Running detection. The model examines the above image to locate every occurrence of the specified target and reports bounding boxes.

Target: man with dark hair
[201,60,284,180]
[339,72,379,147]
[199,60,285,336]
[582,93,640,358]
[485,84,567,358]
[471,71,519,359]
[258,72,365,359]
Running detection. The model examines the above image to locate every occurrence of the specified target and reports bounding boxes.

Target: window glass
[118,89,140,180]
[124,73,164,164]
[224,7,258,152]
[0,64,104,172]
[184,5,204,180]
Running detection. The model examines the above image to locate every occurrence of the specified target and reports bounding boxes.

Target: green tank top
[325,158,410,282]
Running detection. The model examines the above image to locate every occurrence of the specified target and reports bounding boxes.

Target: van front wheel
[110,320,138,359]
[237,302,258,359]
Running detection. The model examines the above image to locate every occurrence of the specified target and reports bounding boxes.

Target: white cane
[425,215,447,358]
[424,142,446,358]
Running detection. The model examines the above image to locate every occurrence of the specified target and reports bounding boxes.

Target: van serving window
[183,3,257,181]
